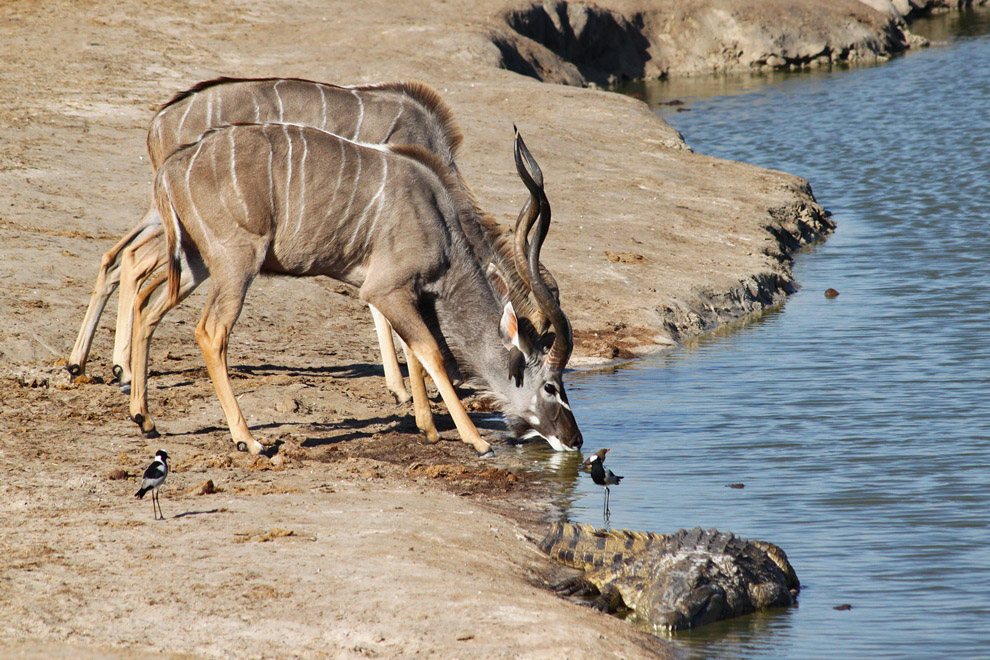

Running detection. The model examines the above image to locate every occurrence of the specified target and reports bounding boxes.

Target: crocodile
[540,523,800,632]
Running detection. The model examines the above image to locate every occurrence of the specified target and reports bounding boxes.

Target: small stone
[274,396,297,413]
[256,528,294,542]
[834,603,852,611]
[185,479,220,496]
[727,483,745,489]
[825,288,839,298]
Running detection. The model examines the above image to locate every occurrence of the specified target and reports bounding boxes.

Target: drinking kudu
[131,123,581,456]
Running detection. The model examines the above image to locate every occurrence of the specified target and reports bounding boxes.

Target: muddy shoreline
[0,0,975,657]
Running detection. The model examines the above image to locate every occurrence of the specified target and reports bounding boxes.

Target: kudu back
[136,125,580,455]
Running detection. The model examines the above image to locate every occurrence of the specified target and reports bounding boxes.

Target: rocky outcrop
[658,193,834,343]
[495,3,652,85]
[639,0,925,76]
[492,0,985,84]
[869,0,989,20]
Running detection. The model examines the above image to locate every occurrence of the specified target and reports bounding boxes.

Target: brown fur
[370,81,464,157]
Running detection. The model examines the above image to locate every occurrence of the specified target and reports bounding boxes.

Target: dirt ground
[0,0,850,657]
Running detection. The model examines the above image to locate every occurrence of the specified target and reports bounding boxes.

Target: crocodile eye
[543,383,557,396]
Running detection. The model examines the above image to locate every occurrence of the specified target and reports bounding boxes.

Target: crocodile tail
[751,540,800,590]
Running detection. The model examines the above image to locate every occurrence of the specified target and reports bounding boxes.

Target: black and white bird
[582,448,623,521]
[135,449,169,520]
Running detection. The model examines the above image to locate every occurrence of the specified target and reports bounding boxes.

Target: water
[556,9,990,659]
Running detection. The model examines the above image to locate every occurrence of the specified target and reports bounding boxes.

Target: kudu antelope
[133,125,580,456]
[68,77,489,404]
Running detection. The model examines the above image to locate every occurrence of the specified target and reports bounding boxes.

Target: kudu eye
[543,383,557,396]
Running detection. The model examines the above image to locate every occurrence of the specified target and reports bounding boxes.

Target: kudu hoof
[66,363,82,377]
[236,441,249,453]
[130,413,159,439]
[111,364,123,381]
[119,382,131,395]
[476,447,496,459]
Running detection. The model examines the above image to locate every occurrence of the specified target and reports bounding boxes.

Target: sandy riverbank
[0,0,963,656]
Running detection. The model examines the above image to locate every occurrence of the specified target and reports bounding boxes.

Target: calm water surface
[546,9,990,659]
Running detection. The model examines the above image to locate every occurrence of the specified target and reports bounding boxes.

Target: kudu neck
[431,251,509,393]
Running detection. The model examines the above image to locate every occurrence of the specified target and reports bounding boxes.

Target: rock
[604,251,648,264]
[234,528,296,543]
[185,479,220,496]
[274,396,300,414]
[497,0,925,83]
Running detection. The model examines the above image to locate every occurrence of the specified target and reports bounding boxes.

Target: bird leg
[604,486,611,523]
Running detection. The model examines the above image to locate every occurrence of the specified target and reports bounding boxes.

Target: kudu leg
[368,304,411,404]
[128,263,207,442]
[365,289,492,457]
[194,293,264,455]
[403,344,440,444]
[113,226,166,391]
[67,211,158,376]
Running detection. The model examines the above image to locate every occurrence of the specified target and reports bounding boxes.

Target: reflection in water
[504,440,586,513]
[910,4,990,40]
[619,66,857,118]
[560,8,990,659]
[633,605,797,646]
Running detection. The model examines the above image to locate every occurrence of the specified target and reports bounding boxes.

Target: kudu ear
[499,302,522,352]
[499,302,528,387]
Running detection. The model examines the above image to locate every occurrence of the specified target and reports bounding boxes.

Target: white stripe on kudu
[227,128,250,222]
[282,124,293,227]
[346,151,388,253]
[295,127,309,237]
[274,79,285,121]
[351,89,364,141]
[319,84,328,130]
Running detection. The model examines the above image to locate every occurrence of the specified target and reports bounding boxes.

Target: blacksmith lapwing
[135,449,169,520]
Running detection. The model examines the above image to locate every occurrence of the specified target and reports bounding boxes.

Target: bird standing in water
[135,449,169,520]
[582,448,623,522]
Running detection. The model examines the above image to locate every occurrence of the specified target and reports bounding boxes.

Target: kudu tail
[153,174,183,307]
